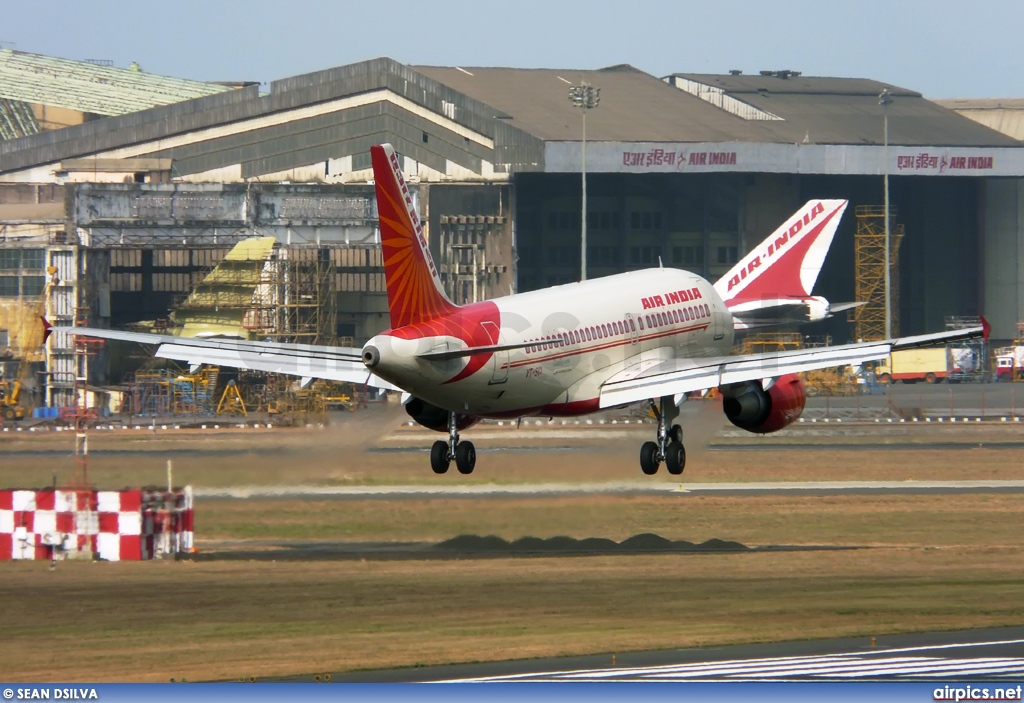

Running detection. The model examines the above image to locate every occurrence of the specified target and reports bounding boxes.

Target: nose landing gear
[430,410,477,474]
[639,395,686,476]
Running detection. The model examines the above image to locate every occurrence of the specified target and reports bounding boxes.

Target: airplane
[71,143,986,477]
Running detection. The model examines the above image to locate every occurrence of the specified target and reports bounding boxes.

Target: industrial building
[2,54,1024,407]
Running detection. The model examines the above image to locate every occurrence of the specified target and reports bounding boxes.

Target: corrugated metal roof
[935,99,1024,141]
[0,49,233,116]
[415,65,1018,147]
[0,98,40,140]
[671,73,1020,147]
[414,65,767,143]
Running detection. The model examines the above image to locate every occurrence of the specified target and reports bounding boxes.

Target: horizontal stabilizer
[67,326,400,390]
[828,301,866,313]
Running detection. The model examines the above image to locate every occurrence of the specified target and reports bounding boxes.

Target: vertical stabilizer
[714,200,848,309]
[371,143,458,328]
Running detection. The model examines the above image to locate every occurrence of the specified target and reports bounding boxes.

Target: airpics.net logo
[934,684,1023,701]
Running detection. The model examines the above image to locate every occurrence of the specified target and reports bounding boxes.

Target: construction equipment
[2,267,59,421]
[216,380,247,415]
[0,380,27,421]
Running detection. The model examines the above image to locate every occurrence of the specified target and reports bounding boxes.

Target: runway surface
[329,627,1024,682]
[195,479,1024,500]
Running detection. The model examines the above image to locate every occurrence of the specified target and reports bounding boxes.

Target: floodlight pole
[569,83,600,281]
[880,88,894,339]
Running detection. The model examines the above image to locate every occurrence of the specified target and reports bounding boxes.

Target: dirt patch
[434,533,749,554]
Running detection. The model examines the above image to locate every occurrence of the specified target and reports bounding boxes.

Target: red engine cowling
[405,396,479,433]
[721,373,806,434]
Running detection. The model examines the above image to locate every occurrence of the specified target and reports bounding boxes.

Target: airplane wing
[68,327,401,390]
[598,325,985,408]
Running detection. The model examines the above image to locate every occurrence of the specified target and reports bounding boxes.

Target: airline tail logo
[714,199,848,307]
[370,144,458,329]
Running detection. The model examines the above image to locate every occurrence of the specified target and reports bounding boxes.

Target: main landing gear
[430,411,477,475]
[639,395,686,476]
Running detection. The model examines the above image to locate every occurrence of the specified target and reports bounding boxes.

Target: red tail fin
[370,144,458,328]
[713,199,848,308]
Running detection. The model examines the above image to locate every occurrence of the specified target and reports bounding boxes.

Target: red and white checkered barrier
[0,487,193,561]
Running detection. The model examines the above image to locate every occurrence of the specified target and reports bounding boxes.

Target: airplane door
[712,300,725,341]
[625,313,639,345]
[481,321,508,384]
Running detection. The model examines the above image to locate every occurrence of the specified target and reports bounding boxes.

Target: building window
[21,250,45,270]
[0,329,8,347]
[717,246,739,264]
[0,276,19,296]
[21,276,45,297]
[0,251,19,270]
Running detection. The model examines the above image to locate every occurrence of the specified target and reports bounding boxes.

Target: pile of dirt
[434,533,749,554]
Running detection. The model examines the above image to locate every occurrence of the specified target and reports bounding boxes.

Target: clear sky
[3,0,1021,99]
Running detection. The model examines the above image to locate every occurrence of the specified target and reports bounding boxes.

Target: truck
[995,346,1024,382]
[875,347,950,384]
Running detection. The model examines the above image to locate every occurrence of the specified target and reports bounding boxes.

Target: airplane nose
[362,345,380,368]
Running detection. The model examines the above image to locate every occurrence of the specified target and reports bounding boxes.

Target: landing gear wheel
[430,440,450,474]
[665,441,686,475]
[640,441,660,475]
[455,441,477,475]
[668,424,683,444]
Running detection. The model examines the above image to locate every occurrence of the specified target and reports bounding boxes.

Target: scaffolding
[171,245,337,345]
[945,315,987,382]
[127,366,220,416]
[852,205,904,342]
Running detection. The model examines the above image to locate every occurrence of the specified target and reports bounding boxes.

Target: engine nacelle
[806,295,830,322]
[405,396,479,433]
[721,373,806,434]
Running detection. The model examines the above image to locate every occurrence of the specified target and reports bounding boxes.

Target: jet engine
[405,396,479,433]
[720,373,806,434]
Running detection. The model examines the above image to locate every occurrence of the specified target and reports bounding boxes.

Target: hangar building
[2,56,1023,402]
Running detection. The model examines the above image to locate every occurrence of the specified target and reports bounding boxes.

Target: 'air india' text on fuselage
[641,288,703,310]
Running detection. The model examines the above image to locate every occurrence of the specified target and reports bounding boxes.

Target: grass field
[2,492,1023,681]
[2,411,1024,682]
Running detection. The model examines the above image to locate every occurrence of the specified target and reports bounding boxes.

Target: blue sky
[3,0,1021,99]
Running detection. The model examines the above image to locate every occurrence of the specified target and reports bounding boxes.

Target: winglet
[40,316,53,344]
[981,315,991,343]
[370,144,458,329]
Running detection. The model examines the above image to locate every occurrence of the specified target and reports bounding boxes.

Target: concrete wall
[982,178,1024,340]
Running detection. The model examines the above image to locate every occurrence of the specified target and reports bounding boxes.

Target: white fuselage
[365,268,735,417]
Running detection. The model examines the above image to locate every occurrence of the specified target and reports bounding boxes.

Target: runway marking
[442,639,1024,682]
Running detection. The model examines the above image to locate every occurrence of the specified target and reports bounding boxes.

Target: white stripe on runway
[443,638,1024,682]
